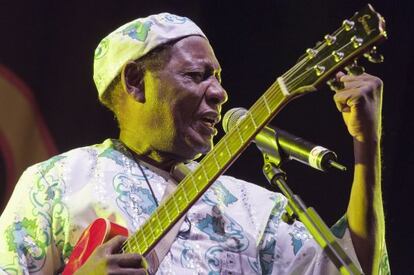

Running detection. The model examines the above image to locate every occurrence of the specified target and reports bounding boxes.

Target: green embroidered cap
[93,12,206,99]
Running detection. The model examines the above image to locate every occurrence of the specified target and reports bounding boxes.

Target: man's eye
[186,72,204,82]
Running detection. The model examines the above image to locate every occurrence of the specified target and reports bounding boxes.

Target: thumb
[336,71,346,80]
[103,235,128,254]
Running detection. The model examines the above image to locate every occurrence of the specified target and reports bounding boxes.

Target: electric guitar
[63,4,386,274]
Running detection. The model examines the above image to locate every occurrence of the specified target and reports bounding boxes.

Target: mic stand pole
[260,152,364,275]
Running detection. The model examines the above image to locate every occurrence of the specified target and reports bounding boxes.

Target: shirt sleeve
[330,216,391,275]
[258,198,390,275]
[0,165,64,274]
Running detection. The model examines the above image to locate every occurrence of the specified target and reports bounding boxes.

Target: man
[0,13,388,274]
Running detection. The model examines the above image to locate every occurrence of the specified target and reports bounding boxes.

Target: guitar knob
[327,78,344,91]
[364,46,384,63]
[345,60,365,76]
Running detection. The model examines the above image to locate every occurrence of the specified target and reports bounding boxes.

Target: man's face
[138,36,227,161]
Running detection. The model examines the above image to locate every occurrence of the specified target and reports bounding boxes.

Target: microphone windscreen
[222,107,248,133]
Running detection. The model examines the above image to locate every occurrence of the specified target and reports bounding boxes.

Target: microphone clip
[255,127,284,168]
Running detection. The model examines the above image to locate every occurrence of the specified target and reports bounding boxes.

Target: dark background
[1,0,412,273]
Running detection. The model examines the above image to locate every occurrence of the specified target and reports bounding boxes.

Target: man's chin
[182,135,213,159]
[188,142,213,160]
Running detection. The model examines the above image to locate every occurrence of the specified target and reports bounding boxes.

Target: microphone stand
[258,140,364,275]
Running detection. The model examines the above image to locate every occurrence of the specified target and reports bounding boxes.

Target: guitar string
[282,26,346,79]
[121,24,357,253]
[286,21,374,87]
[120,152,159,253]
[122,182,199,252]
[235,27,348,110]
[283,39,358,91]
[270,40,359,108]
[122,152,193,253]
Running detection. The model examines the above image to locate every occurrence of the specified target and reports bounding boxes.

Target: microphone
[222,108,346,172]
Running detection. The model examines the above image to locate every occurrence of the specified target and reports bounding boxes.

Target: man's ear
[121,61,145,102]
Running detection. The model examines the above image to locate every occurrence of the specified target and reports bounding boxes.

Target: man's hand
[333,72,383,143]
[332,71,386,274]
[74,235,147,275]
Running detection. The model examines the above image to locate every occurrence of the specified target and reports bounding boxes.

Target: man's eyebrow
[190,58,221,70]
[181,59,222,77]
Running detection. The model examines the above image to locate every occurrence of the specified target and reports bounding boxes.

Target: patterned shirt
[0,139,389,274]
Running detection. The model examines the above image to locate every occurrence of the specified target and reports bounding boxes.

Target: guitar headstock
[286,4,387,95]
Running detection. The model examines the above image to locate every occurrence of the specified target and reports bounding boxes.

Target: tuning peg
[342,19,355,31]
[327,78,344,91]
[345,59,365,76]
[306,48,318,59]
[363,46,384,63]
[324,34,336,45]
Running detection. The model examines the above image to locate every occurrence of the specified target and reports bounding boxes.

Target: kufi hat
[93,12,207,99]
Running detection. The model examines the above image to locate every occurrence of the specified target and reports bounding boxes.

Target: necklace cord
[128,147,192,240]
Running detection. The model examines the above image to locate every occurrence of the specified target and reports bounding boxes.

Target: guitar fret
[176,187,190,209]
[215,144,230,165]
[127,238,135,253]
[201,163,210,179]
[219,150,228,164]
[162,203,173,223]
[136,236,143,254]
[165,198,179,218]
[223,138,233,156]
[224,134,239,154]
[171,194,181,214]
[146,219,157,244]
[187,178,197,199]
[149,214,163,238]
[235,126,246,143]
[181,186,190,204]
[142,224,155,249]
[212,150,221,169]
[248,112,258,128]
[262,93,272,114]
[135,230,148,253]
[158,204,171,229]
[131,238,138,253]
[193,170,202,194]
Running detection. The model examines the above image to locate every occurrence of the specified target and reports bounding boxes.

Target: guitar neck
[123,76,296,255]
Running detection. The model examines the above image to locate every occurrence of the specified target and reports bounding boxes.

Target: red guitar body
[62,218,128,275]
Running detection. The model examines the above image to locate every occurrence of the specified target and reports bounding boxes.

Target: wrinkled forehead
[168,36,221,71]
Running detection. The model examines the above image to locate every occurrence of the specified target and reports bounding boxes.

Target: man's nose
[205,79,228,106]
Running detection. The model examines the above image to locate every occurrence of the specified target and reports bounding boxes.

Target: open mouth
[200,117,216,128]
[194,112,220,137]
[196,116,219,137]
